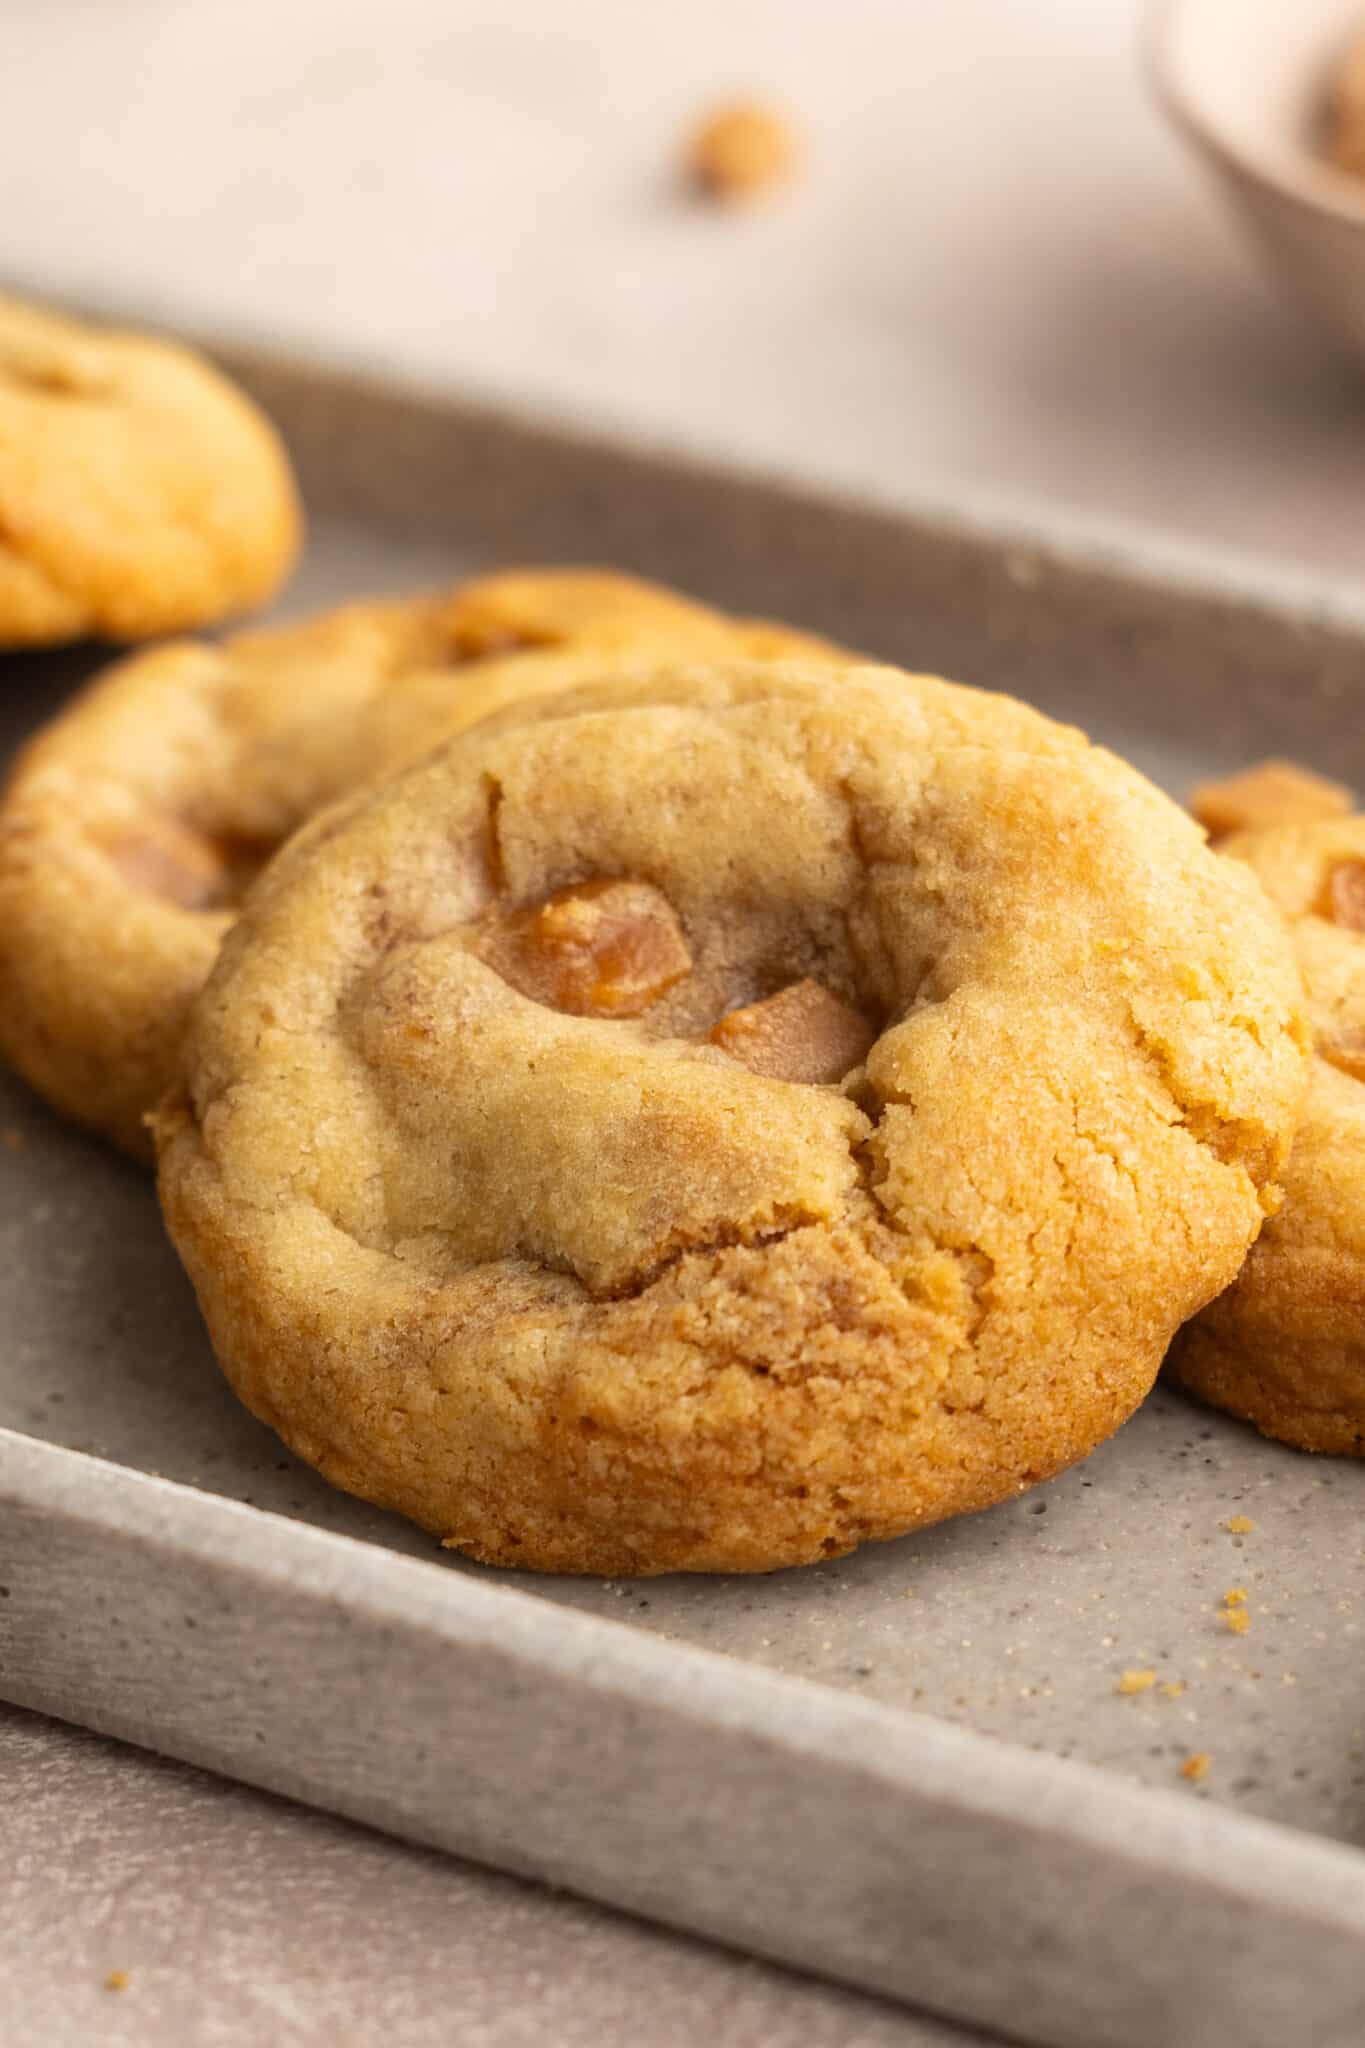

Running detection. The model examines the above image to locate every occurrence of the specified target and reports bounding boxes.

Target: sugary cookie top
[181,660,1306,1301]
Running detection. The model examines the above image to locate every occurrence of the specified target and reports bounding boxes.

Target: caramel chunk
[686,102,799,204]
[1189,760,1353,840]
[1325,31,1365,179]
[1317,857,1365,932]
[446,617,540,661]
[1321,1028,1365,1084]
[709,979,876,1085]
[489,877,692,1017]
[104,818,230,911]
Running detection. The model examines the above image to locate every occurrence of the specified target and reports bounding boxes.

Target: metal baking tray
[4,347,1365,2048]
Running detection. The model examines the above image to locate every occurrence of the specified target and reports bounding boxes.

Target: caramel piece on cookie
[102,817,234,913]
[1321,1029,1365,1084]
[486,878,692,1018]
[1189,760,1353,841]
[710,979,876,1084]
[1318,856,1365,932]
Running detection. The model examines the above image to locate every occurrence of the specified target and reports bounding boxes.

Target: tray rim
[7,1424,1365,2048]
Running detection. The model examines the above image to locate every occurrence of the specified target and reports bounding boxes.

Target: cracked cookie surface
[1171,816,1365,1453]
[154,660,1306,1574]
[0,569,839,1156]
[0,295,300,646]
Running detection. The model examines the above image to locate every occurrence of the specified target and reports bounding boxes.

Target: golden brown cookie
[0,295,300,645]
[154,660,1306,1575]
[0,570,841,1157]
[1189,759,1354,841]
[1170,815,1365,1453]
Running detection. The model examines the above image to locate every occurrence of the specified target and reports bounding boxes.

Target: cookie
[1170,816,1365,1453]
[153,661,1306,1575]
[0,295,301,645]
[1189,759,1353,841]
[0,570,840,1157]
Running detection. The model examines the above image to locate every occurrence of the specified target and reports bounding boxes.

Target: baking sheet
[4,349,1365,2047]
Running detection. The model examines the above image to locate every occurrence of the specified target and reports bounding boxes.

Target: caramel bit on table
[1223,1515,1256,1536]
[686,101,800,203]
[104,1969,130,1993]
[1180,1752,1211,1784]
[1115,1668,1157,1696]
[1324,31,1365,180]
[1188,759,1354,840]
[709,978,877,1085]
[489,877,692,1019]
[1317,856,1365,933]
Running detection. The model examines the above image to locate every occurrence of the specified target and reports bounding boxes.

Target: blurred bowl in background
[1150,0,1365,365]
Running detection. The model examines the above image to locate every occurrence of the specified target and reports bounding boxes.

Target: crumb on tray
[104,1970,130,1993]
[1180,1752,1211,1783]
[1220,1588,1251,1635]
[1224,1515,1255,1535]
[1116,1668,1157,1696]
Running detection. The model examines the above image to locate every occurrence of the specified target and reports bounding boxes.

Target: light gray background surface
[3,0,1363,583]
[4,2,1365,2043]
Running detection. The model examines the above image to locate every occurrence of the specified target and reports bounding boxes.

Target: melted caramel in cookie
[1321,1028,1365,1083]
[104,819,269,912]
[486,877,693,1017]
[709,979,876,1085]
[1318,857,1365,933]
[105,821,230,911]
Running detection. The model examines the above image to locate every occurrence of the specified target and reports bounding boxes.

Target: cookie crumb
[1224,1515,1255,1535]
[104,1970,130,1993]
[1224,1586,1248,1607]
[1116,1668,1157,1695]
[1180,1752,1211,1783]
[1159,1679,1187,1699]
[686,101,799,203]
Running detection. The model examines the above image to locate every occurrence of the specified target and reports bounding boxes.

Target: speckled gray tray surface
[5,353,1365,2048]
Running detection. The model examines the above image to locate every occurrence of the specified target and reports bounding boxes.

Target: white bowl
[1150,0,1365,361]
